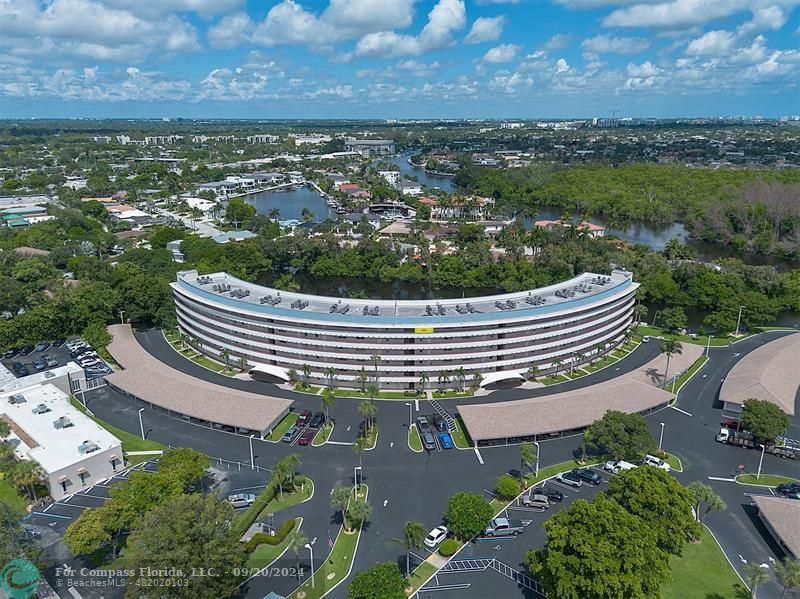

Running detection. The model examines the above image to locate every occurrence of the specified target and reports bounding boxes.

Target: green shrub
[232,483,277,538]
[495,474,522,500]
[438,539,458,557]
[244,518,296,551]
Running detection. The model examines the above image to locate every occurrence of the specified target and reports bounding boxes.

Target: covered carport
[479,371,526,390]
[249,363,290,384]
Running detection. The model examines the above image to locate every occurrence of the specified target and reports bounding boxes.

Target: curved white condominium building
[172,269,638,389]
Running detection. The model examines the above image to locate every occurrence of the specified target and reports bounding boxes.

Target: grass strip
[246,517,303,571]
[407,425,423,452]
[266,412,299,442]
[451,417,473,449]
[736,474,799,487]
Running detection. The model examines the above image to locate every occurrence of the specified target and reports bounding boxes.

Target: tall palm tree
[774,557,800,598]
[369,354,381,382]
[346,498,372,531]
[661,338,683,391]
[268,207,280,221]
[353,435,369,469]
[455,366,466,391]
[418,371,429,394]
[552,358,563,377]
[634,304,649,325]
[324,366,336,389]
[437,370,451,391]
[330,486,352,527]
[11,460,42,501]
[219,348,230,368]
[359,395,377,432]
[743,563,769,599]
[358,367,368,393]
[288,530,309,582]
[471,373,482,390]
[301,363,312,388]
[525,365,539,382]
[321,388,336,422]
[390,521,427,578]
[287,368,298,385]
[520,442,538,476]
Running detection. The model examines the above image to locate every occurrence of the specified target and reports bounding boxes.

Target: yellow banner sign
[414,327,435,334]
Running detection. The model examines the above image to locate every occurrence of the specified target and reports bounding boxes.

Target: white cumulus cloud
[464,16,506,44]
[581,34,650,54]
[481,43,521,63]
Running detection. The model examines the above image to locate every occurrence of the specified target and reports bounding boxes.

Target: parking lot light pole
[659,422,665,452]
[137,408,145,440]
[249,434,255,470]
[757,444,766,480]
[305,538,317,589]
[405,402,412,428]
[734,305,745,337]
[533,441,540,478]
[353,466,362,497]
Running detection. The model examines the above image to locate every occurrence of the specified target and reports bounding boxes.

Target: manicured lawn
[312,422,333,446]
[523,459,587,488]
[408,425,423,452]
[362,426,378,450]
[163,330,236,376]
[406,561,437,593]
[261,481,313,516]
[0,479,28,515]
[663,453,683,472]
[70,398,165,464]
[540,374,569,385]
[286,485,367,599]
[671,356,709,393]
[635,325,737,347]
[432,389,474,398]
[736,474,799,487]
[266,412,299,442]
[293,383,322,394]
[451,418,473,449]
[246,518,303,571]
[661,527,745,599]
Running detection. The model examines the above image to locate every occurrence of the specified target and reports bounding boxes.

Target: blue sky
[1,0,798,118]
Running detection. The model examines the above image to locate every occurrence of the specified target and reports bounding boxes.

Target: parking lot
[2,338,111,380]
[414,413,457,452]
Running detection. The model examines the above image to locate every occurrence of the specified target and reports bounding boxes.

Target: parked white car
[226,493,256,508]
[604,460,638,474]
[642,454,671,471]
[424,525,448,548]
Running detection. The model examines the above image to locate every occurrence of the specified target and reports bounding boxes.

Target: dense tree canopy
[347,562,407,599]
[444,492,495,541]
[741,398,790,443]
[583,410,657,461]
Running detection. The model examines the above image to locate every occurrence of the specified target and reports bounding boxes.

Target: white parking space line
[473,447,484,465]
[707,476,737,482]
[669,405,693,416]
[75,493,109,500]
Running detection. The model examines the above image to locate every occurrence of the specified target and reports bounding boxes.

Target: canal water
[383,154,456,193]
[244,185,334,222]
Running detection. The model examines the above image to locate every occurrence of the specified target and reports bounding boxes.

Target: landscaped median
[407,424,423,452]
[286,484,368,599]
[735,474,799,487]
[668,355,709,396]
[245,517,303,571]
[163,329,238,376]
[450,417,473,449]
[312,421,334,446]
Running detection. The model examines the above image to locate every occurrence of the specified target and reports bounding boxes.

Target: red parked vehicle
[297,428,315,446]
[720,416,741,429]
[296,410,312,428]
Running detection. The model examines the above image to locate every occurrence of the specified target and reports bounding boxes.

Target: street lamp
[734,305,746,337]
[652,310,660,327]
[305,537,317,589]
[118,309,125,325]
[405,402,413,428]
[533,441,540,478]
[757,444,766,480]
[658,422,665,452]
[138,408,145,440]
[249,434,255,470]
[353,466,362,497]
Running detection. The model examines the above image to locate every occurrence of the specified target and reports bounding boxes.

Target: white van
[603,460,637,474]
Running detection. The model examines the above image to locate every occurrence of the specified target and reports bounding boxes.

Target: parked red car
[296,410,312,428]
[297,428,315,446]
[720,416,741,429]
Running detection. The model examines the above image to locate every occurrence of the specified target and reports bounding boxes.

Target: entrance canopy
[480,371,526,388]
[249,363,290,382]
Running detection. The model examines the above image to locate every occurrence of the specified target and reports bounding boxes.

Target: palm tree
[219,348,230,369]
[455,366,466,391]
[418,371,429,394]
[390,521,427,578]
[552,358,563,377]
[520,442,538,476]
[301,363,312,388]
[525,365,539,382]
[287,368,298,385]
[661,338,683,391]
[359,396,377,433]
[321,388,336,422]
[323,366,336,389]
[237,356,247,371]
[353,435,369,469]
[437,370,450,391]
[288,530,308,582]
[330,486,352,526]
[346,498,372,531]
[687,481,726,523]
[11,460,42,501]
[634,304,649,325]
[743,563,769,599]
[272,454,302,500]
[357,367,368,393]
[369,354,381,382]
[268,207,280,221]
[774,557,800,598]
[573,352,585,374]
[470,373,482,390]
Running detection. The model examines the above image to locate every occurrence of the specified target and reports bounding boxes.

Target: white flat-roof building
[0,362,87,397]
[1,383,122,499]
[344,139,396,156]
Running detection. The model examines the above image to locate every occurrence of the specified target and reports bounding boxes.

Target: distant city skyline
[1,0,798,119]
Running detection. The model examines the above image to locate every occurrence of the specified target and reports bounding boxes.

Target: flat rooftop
[105,324,292,433]
[1,384,121,475]
[720,333,800,415]
[174,269,636,322]
[0,362,84,394]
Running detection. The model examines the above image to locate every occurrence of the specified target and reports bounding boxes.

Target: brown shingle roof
[753,495,800,558]
[105,325,292,434]
[720,333,800,415]
[458,379,674,441]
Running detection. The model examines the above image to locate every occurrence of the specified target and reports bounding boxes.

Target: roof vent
[8,394,26,405]
[31,403,51,415]
[53,416,74,429]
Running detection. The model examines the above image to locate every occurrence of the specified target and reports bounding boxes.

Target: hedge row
[232,483,277,538]
[244,518,297,552]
